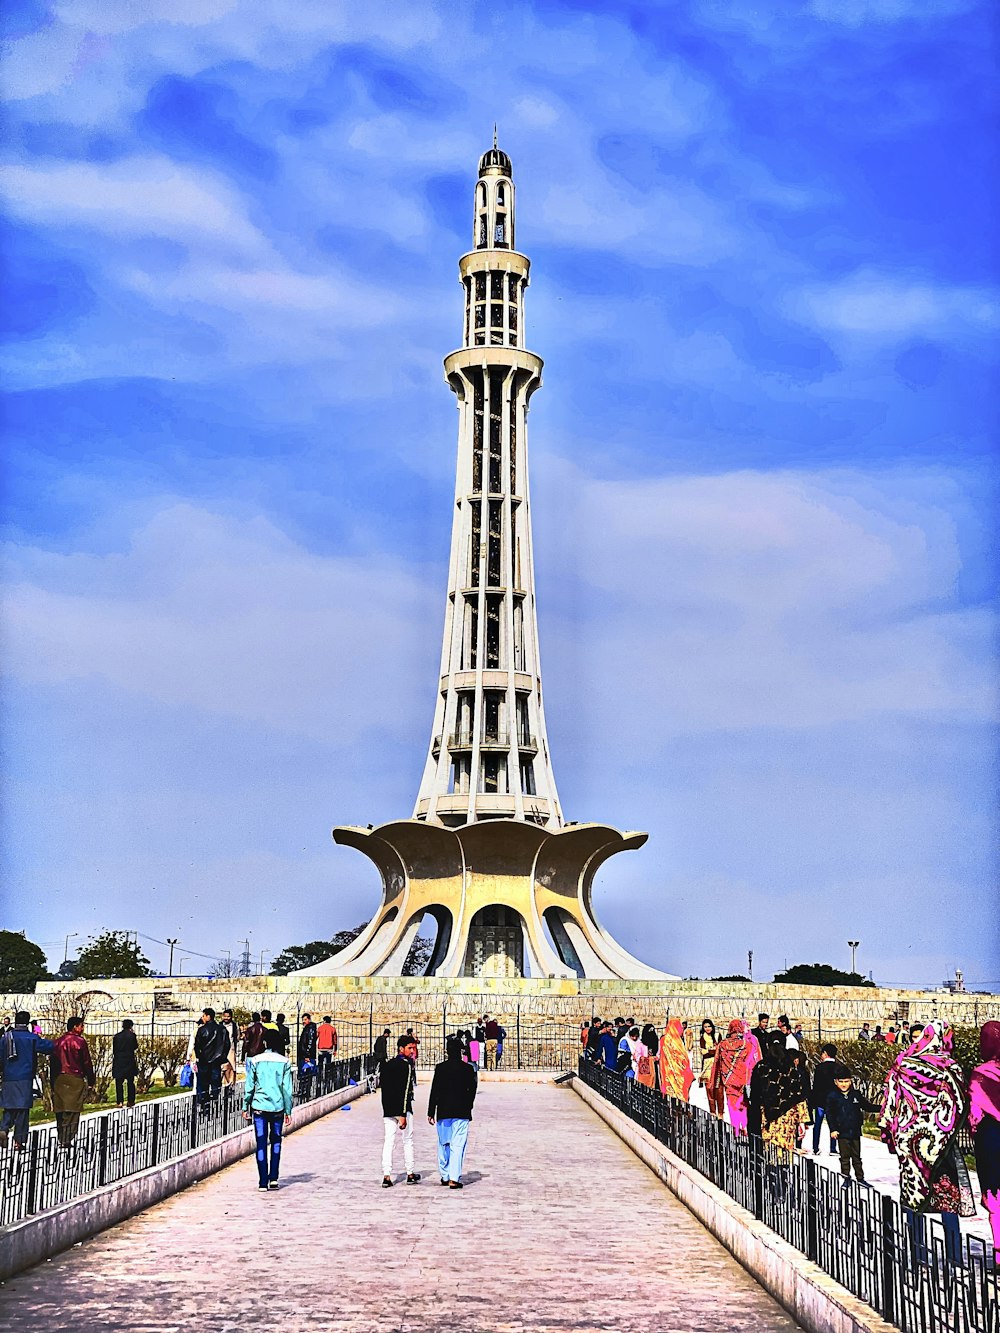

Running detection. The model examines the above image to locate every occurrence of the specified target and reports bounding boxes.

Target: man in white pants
[380,1035,420,1187]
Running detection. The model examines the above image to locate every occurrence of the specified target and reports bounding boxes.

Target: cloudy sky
[2,0,997,988]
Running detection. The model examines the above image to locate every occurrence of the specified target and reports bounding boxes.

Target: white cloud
[3,504,439,745]
[0,158,268,257]
[789,270,1000,341]
[538,461,995,736]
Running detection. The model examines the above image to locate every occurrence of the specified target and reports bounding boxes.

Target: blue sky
[2,0,997,987]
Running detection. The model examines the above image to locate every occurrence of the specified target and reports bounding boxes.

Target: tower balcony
[517,734,538,754]
[447,731,511,751]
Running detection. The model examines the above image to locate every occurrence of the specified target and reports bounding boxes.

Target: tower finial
[493,122,498,150]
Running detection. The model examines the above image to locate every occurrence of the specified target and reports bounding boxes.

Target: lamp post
[166,938,179,975]
[258,948,270,976]
[748,950,753,983]
[177,956,188,976]
[62,932,78,965]
[848,940,860,974]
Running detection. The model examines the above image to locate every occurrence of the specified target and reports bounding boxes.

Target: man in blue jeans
[427,1037,478,1189]
[809,1042,840,1155]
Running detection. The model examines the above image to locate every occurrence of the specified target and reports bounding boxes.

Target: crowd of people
[580,1011,1000,1262]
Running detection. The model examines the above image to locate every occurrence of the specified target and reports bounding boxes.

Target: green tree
[75,930,151,980]
[269,927,367,976]
[773,962,875,988]
[0,930,50,991]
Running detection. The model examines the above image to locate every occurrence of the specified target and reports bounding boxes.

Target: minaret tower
[296,139,675,981]
[413,134,561,829]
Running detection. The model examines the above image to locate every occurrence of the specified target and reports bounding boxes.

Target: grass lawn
[29,1083,188,1125]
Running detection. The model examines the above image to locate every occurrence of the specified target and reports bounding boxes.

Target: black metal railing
[578,1060,998,1333]
[0,1054,377,1229]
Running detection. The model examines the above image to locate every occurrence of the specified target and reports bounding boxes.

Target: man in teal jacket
[243,1028,293,1191]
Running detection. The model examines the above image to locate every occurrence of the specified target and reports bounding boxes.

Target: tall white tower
[296,140,675,981]
[413,136,562,829]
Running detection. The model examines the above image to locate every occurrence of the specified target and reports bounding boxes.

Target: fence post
[151,992,156,1041]
[516,1003,522,1070]
[442,1001,447,1055]
[817,1005,822,1045]
[369,1001,374,1053]
[880,1191,896,1325]
[805,1157,818,1262]
[98,1113,110,1188]
[151,1099,160,1170]
[26,1129,41,1216]
[189,1091,199,1151]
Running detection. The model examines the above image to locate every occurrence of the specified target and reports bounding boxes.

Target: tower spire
[414,139,558,826]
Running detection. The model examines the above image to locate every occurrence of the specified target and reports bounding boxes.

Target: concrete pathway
[0,1082,800,1333]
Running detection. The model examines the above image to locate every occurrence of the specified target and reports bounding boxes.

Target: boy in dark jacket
[826,1065,879,1183]
[380,1035,419,1188]
[427,1037,478,1189]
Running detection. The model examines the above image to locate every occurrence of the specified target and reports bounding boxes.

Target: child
[826,1065,879,1184]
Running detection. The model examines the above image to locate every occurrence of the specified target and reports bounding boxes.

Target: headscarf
[640,1023,659,1054]
[757,1032,808,1125]
[658,1018,694,1101]
[709,1019,760,1099]
[969,1020,1000,1133]
[878,1020,969,1212]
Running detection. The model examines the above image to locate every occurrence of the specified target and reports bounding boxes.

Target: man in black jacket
[297,1013,318,1098]
[372,1028,391,1067]
[380,1035,419,1188]
[193,1008,231,1114]
[427,1037,478,1189]
[809,1042,840,1156]
[112,1019,139,1108]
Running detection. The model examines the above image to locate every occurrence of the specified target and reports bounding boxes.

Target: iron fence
[0,1053,377,1229]
[578,1060,997,1333]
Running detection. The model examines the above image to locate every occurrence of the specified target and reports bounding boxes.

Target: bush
[802,1023,985,1108]
[135,1037,162,1094]
[88,1033,115,1102]
[152,1036,189,1087]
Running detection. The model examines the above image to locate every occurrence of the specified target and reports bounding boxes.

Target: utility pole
[166,938,179,975]
[63,932,78,965]
[747,950,753,983]
[848,940,860,974]
[259,948,270,976]
[178,956,188,976]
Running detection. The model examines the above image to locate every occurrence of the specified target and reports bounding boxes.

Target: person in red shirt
[53,1017,95,1148]
[316,1015,338,1084]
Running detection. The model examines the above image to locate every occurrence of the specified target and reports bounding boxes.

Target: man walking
[297,1012,318,1098]
[483,1014,500,1071]
[112,1018,140,1107]
[751,1013,771,1056]
[428,1036,478,1189]
[243,1028,293,1191]
[809,1042,840,1156]
[372,1027,391,1067]
[53,1016,95,1148]
[219,1009,241,1086]
[243,1011,266,1060]
[0,1011,54,1150]
[380,1035,420,1188]
[316,1014,338,1084]
[193,1007,230,1114]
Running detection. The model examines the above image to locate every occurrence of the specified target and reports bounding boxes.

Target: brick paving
[0,1083,800,1333]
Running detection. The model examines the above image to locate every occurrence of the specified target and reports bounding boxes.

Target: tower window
[496,183,505,207]
[487,500,502,586]
[513,600,525,670]
[491,273,504,300]
[472,374,484,493]
[463,598,479,670]
[450,754,472,795]
[488,370,503,493]
[482,690,504,742]
[480,754,506,794]
[494,217,507,247]
[478,216,488,248]
[509,399,517,495]
[490,303,503,330]
[519,757,536,796]
[507,273,519,300]
[485,596,502,669]
[475,274,487,301]
[469,502,481,582]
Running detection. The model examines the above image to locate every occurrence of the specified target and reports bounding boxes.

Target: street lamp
[177,956,188,976]
[258,948,270,975]
[166,938,179,975]
[848,940,860,974]
[62,932,78,965]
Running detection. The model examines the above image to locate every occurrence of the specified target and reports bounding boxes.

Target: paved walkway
[0,1082,800,1333]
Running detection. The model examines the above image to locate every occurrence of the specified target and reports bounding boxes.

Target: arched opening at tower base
[462,905,526,978]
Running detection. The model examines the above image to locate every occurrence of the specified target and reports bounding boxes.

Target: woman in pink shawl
[969,1020,1000,1261]
[707,1019,760,1134]
[878,1020,974,1261]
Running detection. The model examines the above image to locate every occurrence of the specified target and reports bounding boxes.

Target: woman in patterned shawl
[969,1020,1000,1261]
[749,1032,810,1153]
[708,1019,760,1134]
[658,1018,694,1101]
[878,1021,975,1223]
